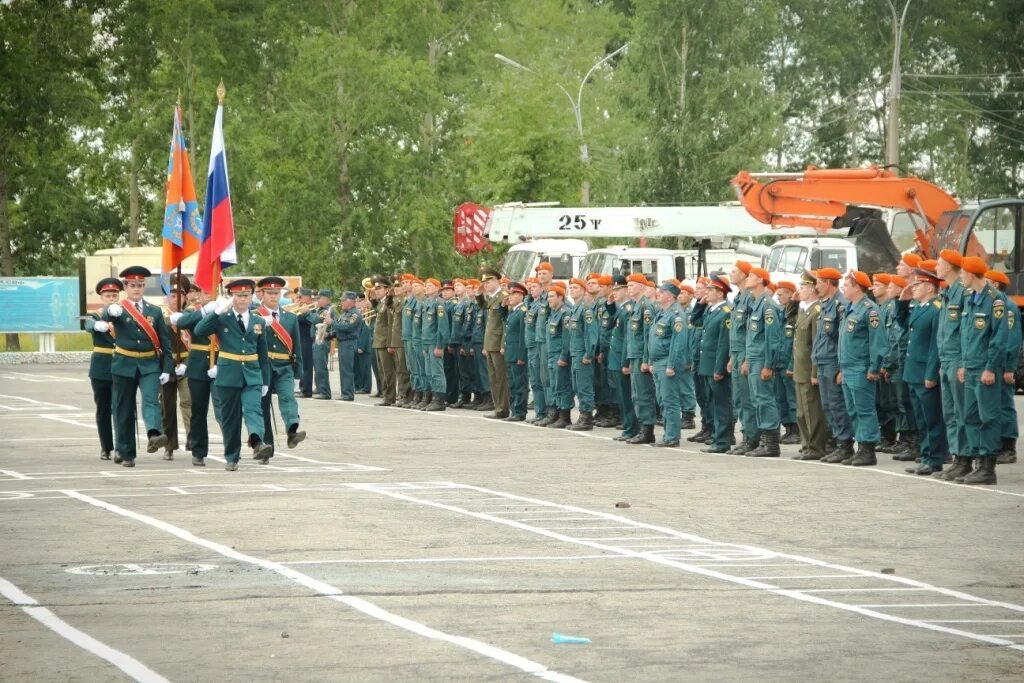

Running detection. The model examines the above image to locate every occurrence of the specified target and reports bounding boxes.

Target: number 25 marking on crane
[557,214,602,231]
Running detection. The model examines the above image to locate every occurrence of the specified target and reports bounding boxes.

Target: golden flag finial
[216,80,226,106]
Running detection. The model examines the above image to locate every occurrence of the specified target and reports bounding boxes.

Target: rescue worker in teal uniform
[609,276,638,441]
[676,282,698,431]
[86,277,122,460]
[306,290,335,399]
[884,273,920,460]
[545,282,574,429]
[419,278,449,411]
[895,268,947,475]
[525,279,549,423]
[987,270,1020,465]
[401,278,424,408]
[872,273,902,452]
[955,256,1009,485]
[450,279,471,407]
[592,274,618,427]
[501,282,530,421]
[691,272,733,453]
[253,277,306,458]
[332,291,362,402]
[836,270,887,467]
[687,278,713,443]
[532,263,555,422]
[173,287,222,466]
[624,274,657,444]
[774,281,800,444]
[727,261,758,454]
[814,268,855,463]
[567,278,598,431]
[193,278,273,471]
[101,266,174,467]
[469,281,491,410]
[934,250,968,479]
[741,267,784,457]
[648,281,689,447]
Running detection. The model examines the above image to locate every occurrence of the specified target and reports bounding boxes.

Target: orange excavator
[731,165,1024,301]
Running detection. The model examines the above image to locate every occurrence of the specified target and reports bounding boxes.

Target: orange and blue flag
[160,105,202,292]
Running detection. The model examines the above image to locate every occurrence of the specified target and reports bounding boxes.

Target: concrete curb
[0,352,92,365]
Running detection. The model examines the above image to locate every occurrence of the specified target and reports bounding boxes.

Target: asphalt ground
[1,363,1023,682]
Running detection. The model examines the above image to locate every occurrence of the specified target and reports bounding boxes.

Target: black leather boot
[849,441,877,466]
[680,412,696,430]
[424,392,446,411]
[748,430,780,457]
[626,424,656,444]
[962,456,997,485]
[780,423,801,445]
[567,411,594,431]
[535,407,558,427]
[475,392,494,412]
[548,408,572,429]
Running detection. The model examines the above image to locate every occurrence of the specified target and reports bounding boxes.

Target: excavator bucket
[836,207,901,274]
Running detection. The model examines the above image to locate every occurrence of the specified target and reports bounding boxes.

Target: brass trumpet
[284,302,316,315]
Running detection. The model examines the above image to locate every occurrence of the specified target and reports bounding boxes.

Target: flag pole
[216,80,226,295]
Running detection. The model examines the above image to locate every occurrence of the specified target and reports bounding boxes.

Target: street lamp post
[495,43,628,206]
[885,0,912,169]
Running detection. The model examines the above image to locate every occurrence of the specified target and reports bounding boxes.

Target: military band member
[502,282,530,421]
[173,287,220,466]
[160,276,193,460]
[372,276,397,406]
[792,272,827,460]
[194,278,272,470]
[419,278,449,411]
[255,277,306,458]
[101,265,174,467]
[86,278,122,460]
[649,282,688,447]
[692,273,733,453]
[295,287,315,398]
[480,267,510,419]
[307,290,335,399]
[354,293,374,394]
[332,291,362,401]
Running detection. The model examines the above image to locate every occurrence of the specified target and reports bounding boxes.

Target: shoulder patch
[673,318,683,333]
[932,300,941,309]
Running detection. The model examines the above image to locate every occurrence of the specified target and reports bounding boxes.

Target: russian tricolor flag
[195,97,237,294]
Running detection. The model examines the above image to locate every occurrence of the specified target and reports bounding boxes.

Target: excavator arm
[730,165,962,256]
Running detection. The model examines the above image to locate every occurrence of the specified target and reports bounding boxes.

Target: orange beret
[569,277,587,289]
[525,277,539,285]
[873,273,892,285]
[919,259,937,273]
[696,276,710,286]
[597,275,613,286]
[500,276,510,285]
[425,278,440,288]
[750,267,771,284]
[815,267,842,281]
[776,280,796,292]
[889,275,907,288]
[961,256,988,276]
[735,260,753,274]
[939,249,962,268]
[452,278,465,286]
[901,253,922,268]
[847,270,871,289]
[626,273,648,285]
[465,278,480,287]
[766,282,777,293]
[986,270,1010,286]
[401,272,417,281]
[680,283,695,294]
[548,283,566,297]
[534,262,554,273]
[585,272,601,282]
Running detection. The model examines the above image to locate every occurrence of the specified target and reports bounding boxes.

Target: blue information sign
[0,277,81,332]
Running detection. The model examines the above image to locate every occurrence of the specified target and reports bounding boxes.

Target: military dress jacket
[895,297,940,385]
[194,310,271,389]
[102,299,174,377]
[85,313,116,381]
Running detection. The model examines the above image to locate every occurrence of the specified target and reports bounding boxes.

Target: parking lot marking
[61,490,588,683]
[0,575,168,682]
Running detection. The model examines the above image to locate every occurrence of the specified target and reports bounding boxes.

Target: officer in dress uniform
[450,279,471,408]
[836,270,887,467]
[372,276,397,406]
[160,275,193,460]
[676,282,698,431]
[985,270,1020,464]
[402,277,425,408]
[742,267,784,457]
[727,261,758,454]
[792,271,827,461]
[86,278,122,460]
[100,266,174,467]
[814,268,855,463]
[690,273,733,452]
[480,267,510,419]
[524,279,547,423]
[469,280,491,410]
[458,279,480,407]
[173,287,221,466]
[502,282,530,421]
[332,291,362,401]
[895,268,947,475]
[306,290,335,399]
[566,278,598,431]
[295,287,315,398]
[648,281,689,447]
[954,256,1008,485]
[194,278,272,470]
[254,277,306,459]
[419,278,449,411]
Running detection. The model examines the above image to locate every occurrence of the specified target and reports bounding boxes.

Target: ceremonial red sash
[258,306,294,355]
[121,299,161,355]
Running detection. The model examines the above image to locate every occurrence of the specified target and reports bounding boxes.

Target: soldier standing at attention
[469,279,491,411]
[545,282,573,429]
[895,268,946,475]
[741,267,784,457]
[692,273,733,453]
[193,279,273,470]
[888,273,918,459]
[792,272,827,461]
[814,268,855,463]
[372,276,397,406]
[173,287,220,467]
[354,293,374,394]
[306,290,335,400]
[295,287,315,398]
[986,270,1020,465]
[101,266,174,467]
[332,291,363,402]
[609,276,638,441]
[687,278,713,444]
[566,278,598,431]
[594,275,619,427]
[524,279,548,423]
[253,277,306,460]
[390,276,410,406]
[419,278,449,411]
[955,256,1008,485]
[450,279,472,408]
[502,282,530,421]
[726,261,757,454]
[872,273,900,453]
[934,251,969,480]
[775,280,800,445]
[836,270,887,467]
[624,274,657,444]
[440,280,460,406]
[402,277,425,408]
[533,263,555,420]
[648,281,688,447]
[85,278,122,461]
[676,282,698,431]
[479,267,510,419]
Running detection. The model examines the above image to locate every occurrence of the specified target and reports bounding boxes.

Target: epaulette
[932,299,941,309]
[722,305,732,313]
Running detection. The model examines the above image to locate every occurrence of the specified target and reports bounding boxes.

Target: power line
[903,80,1024,135]
[906,72,1024,79]
[903,90,1024,96]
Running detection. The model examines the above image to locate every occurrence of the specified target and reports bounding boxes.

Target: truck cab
[500,239,588,283]
[763,237,855,284]
[580,246,741,283]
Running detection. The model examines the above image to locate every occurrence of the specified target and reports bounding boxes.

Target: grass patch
[0,332,94,352]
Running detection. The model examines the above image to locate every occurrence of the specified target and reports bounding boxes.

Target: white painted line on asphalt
[854,603,1009,608]
[38,414,95,428]
[61,490,589,683]
[167,487,190,495]
[8,437,95,442]
[0,469,30,480]
[0,394,79,410]
[282,555,630,565]
[0,575,168,682]
[744,575,866,580]
[352,482,1024,653]
[925,620,1024,623]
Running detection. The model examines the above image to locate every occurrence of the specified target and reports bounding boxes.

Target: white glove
[214,297,232,315]
[159,373,170,385]
[169,312,183,325]
[107,304,123,317]
[202,301,218,315]
[174,363,187,377]
[93,320,109,333]
[207,366,218,379]
[261,385,269,397]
